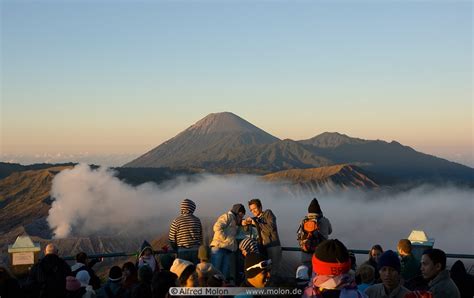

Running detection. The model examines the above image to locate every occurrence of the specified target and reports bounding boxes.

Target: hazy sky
[1,1,472,166]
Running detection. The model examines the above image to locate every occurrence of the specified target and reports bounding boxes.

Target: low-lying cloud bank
[48,164,474,254]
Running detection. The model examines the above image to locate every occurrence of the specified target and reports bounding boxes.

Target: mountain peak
[300,132,368,148]
[186,112,267,135]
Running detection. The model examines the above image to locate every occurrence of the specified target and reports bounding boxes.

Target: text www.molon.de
[169,287,303,296]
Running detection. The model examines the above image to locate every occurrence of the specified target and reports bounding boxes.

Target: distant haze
[48,164,474,254]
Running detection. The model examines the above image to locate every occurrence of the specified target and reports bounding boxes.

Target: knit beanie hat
[308,198,322,214]
[312,239,351,275]
[180,199,196,214]
[198,245,210,262]
[76,270,90,287]
[378,250,401,273]
[66,276,81,291]
[170,258,194,279]
[245,253,270,278]
[231,204,245,215]
[239,237,259,254]
[109,266,122,282]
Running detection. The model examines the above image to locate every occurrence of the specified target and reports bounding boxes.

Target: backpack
[297,216,325,253]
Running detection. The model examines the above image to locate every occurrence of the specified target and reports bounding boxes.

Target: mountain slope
[300,133,474,184]
[263,164,379,194]
[0,166,73,237]
[124,112,280,168]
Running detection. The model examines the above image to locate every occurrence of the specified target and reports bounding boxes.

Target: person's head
[248,198,262,217]
[245,253,271,288]
[397,239,413,256]
[139,240,154,258]
[152,270,178,298]
[369,244,384,263]
[378,250,401,291]
[65,276,81,292]
[421,248,446,281]
[75,252,88,264]
[312,239,351,276]
[356,264,375,284]
[108,266,122,283]
[138,265,153,284]
[207,274,225,287]
[44,243,58,255]
[308,198,322,214]
[76,270,91,287]
[122,262,138,280]
[180,198,196,215]
[170,258,197,287]
[239,237,259,257]
[198,245,210,263]
[231,203,246,222]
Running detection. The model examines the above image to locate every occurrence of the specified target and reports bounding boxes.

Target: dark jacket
[400,254,421,281]
[27,254,72,298]
[71,262,101,290]
[0,269,21,298]
[450,260,474,298]
[253,209,280,248]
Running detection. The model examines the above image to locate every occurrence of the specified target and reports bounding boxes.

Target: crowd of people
[0,197,473,298]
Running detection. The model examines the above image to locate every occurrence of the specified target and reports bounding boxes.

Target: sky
[1,0,473,167]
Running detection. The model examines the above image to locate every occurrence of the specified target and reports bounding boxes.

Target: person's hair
[178,264,196,286]
[423,248,446,270]
[356,264,375,284]
[248,198,262,209]
[397,239,412,254]
[76,252,87,264]
[370,244,383,258]
[152,271,178,298]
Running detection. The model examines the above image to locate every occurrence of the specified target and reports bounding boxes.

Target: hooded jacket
[137,241,159,273]
[169,199,203,250]
[210,209,240,251]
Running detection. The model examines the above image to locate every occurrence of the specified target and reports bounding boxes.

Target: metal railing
[63,247,474,261]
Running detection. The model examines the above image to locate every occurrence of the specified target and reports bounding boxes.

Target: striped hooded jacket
[169,199,203,250]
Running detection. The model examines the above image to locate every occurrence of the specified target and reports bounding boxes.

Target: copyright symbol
[170,287,179,295]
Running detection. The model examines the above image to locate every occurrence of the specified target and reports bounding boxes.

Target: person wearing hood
[210,203,246,280]
[170,258,198,288]
[196,245,224,286]
[137,241,160,273]
[76,270,96,298]
[131,265,153,298]
[26,243,72,298]
[169,199,203,264]
[421,248,460,298]
[303,239,365,298]
[297,198,332,273]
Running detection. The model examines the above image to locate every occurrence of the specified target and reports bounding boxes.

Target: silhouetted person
[397,239,421,285]
[363,244,384,282]
[96,266,123,298]
[0,266,21,298]
[71,252,101,290]
[27,243,72,298]
[450,260,474,298]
